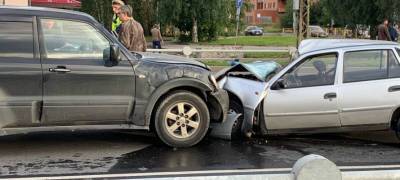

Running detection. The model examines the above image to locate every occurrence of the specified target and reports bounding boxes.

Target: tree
[322,0,400,38]
[81,0,113,30]
[280,0,293,28]
[157,0,250,42]
[158,0,227,42]
[281,0,330,28]
[81,0,158,35]
[80,0,252,42]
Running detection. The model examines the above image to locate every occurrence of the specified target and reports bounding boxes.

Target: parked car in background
[244,26,264,36]
[214,39,400,140]
[310,25,328,38]
[0,6,229,148]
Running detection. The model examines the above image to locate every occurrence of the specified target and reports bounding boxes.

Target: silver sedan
[213,39,400,140]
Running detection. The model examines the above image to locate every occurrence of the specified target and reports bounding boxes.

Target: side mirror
[104,44,121,67]
[271,79,286,90]
[110,44,121,63]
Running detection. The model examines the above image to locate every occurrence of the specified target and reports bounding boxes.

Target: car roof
[298,39,398,55]
[0,6,96,22]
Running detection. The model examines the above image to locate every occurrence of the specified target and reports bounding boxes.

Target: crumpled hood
[138,52,208,69]
[215,61,282,82]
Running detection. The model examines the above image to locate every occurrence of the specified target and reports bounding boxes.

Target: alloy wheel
[164,102,200,139]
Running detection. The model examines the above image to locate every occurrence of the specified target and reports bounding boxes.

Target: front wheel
[230,99,244,139]
[155,91,210,148]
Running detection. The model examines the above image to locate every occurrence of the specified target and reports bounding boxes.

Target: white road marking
[5,165,400,180]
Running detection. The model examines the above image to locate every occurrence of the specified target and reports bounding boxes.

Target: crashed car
[213,39,400,139]
[0,6,228,148]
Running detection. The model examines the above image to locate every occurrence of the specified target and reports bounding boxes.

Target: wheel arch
[390,105,400,130]
[145,78,215,130]
[227,91,244,112]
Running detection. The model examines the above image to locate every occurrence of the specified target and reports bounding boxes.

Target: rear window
[0,22,34,59]
[343,50,388,83]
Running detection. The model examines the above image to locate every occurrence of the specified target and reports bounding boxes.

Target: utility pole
[295,0,310,47]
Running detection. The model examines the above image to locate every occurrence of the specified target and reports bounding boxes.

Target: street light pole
[235,0,243,46]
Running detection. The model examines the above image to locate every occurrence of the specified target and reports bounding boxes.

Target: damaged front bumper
[211,61,282,140]
[210,111,241,140]
[209,89,229,124]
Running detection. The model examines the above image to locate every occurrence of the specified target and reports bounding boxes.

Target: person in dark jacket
[378,19,392,41]
[118,5,147,52]
[389,23,399,42]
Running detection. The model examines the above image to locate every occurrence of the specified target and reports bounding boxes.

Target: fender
[141,77,214,127]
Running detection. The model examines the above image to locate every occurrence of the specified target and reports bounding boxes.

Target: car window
[343,50,388,83]
[389,49,400,78]
[40,19,110,59]
[0,22,33,59]
[282,53,337,88]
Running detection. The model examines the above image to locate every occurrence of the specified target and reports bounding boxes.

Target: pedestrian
[118,5,147,52]
[111,0,125,35]
[389,23,398,42]
[151,24,163,49]
[378,19,392,41]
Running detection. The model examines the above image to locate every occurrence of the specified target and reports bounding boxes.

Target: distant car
[309,25,328,38]
[244,26,264,36]
[214,39,400,140]
[0,6,229,148]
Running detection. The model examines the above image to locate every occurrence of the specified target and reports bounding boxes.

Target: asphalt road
[0,130,399,179]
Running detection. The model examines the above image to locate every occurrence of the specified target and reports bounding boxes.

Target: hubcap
[165,102,200,139]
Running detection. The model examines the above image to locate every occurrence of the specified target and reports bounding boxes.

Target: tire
[230,99,244,139]
[396,118,400,140]
[154,91,210,148]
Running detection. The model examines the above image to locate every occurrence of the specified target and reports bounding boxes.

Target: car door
[38,18,135,125]
[264,53,341,130]
[0,16,42,128]
[339,49,398,126]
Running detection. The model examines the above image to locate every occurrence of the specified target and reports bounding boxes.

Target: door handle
[49,66,71,73]
[388,85,400,92]
[324,93,337,99]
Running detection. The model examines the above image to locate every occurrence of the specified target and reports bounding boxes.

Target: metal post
[235,0,242,46]
[235,14,240,46]
[297,0,310,47]
[293,11,298,35]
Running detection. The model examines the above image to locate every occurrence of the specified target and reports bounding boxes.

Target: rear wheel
[155,91,210,148]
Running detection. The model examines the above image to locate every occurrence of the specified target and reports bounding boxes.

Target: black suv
[0,6,228,147]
